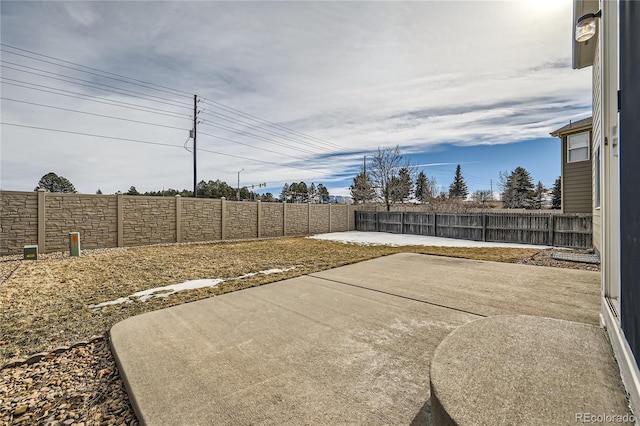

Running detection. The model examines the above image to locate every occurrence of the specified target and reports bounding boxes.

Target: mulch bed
[0,237,596,425]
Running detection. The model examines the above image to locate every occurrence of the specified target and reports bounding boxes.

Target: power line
[199,121,318,155]
[0,44,193,98]
[1,98,190,131]
[0,78,191,120]
[201,98,347,152]
[1,122,185,149]
[1,122,330,175]
[199,109,337,154]
[1,43,347,156]
[199,131,317,162]
[1,61,193,109]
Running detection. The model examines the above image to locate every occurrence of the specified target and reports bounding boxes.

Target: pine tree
[317,184,329,203]
[309,183,318,203]
[551,176,562,209]
[35,172,77,193]
[415,172,428,203]
[448,165,469,199]
[395,167,413,202]
[349,171,375,204]
[532,181,546,209]
[280,183,289,202]
[501,167,535,208]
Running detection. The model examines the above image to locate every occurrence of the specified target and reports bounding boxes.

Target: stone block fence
[0,190,357,255]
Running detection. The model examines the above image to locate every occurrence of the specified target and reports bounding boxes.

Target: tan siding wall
[45,194,118,252]
[180,198,222,242]
[0,191,38,255]
[123,197,176,246]
[562,137,592,213]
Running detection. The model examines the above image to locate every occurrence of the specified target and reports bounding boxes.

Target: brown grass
[0,237,540,364]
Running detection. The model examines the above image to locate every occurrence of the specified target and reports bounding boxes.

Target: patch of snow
[308,231,550,249]
[90,266,299,309]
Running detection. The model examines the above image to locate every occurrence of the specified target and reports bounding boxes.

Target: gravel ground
[0,238,598,425]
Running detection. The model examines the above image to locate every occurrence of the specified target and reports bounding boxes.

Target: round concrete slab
[430,315,633,426]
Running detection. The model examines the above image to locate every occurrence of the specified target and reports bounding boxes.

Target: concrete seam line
[308,274,487,318]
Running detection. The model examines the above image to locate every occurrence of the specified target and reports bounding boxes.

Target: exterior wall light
[575,10,602,42]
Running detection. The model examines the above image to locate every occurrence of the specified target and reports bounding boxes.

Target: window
[567,132,590,162]
[595,146,601,207]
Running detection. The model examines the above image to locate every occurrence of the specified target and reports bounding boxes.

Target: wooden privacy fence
[355,211,593,249]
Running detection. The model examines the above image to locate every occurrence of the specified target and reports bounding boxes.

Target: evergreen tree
[280,183,290,202]
[317,184,329,203]
[396,167,413,202]
[126,186,140,195]
[415,172,428,203]
[35,172,77,193]
[95,189,103,195]
[350,171,375,204]
[551,176,562,209]
[448,165,469,199]
[532,181,546,209]
[309,183,318,203]
[501,167,535,208]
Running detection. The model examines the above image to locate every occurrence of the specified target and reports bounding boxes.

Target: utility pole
[237,168,244,201]
[192,94,198,198]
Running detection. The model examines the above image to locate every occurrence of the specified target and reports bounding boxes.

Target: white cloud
[1,1,589,196]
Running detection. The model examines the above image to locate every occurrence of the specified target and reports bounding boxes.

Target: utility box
[69,232,81,257]
[23,245,38,261]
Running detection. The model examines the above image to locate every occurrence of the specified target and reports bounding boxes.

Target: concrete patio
[110,254,632,425]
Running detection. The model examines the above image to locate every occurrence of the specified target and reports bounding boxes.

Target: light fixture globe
[575,11,601,42]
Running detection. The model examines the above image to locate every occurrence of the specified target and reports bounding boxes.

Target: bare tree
[368,145,413,211]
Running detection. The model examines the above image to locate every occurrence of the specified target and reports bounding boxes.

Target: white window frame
[567,131,591,163]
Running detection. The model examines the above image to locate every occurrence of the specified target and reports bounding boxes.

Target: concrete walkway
[110,254,628,425]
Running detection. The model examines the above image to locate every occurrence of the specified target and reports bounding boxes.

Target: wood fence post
[548,214,555,246]
[433,213,437,237]
[482,214,487,242]
[308,202,311,234]
[400,211,405,234]
[328,203,332,233]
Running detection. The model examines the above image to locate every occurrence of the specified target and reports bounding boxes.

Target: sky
[0,1,592,198]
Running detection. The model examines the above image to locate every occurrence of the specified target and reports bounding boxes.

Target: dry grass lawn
[0,237,540,364]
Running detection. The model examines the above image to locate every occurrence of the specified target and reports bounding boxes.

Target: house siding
[562,135,592,213]
[592,36,603,253]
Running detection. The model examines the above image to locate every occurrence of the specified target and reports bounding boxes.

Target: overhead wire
[0,78,191,120]
[199,109,338,154]
[1,98,190,131]
[199,131,320,162]
[201,98,348,152]
[0,43,193,98]
[1,43,340,178]
[199,121,319,155]
[1,61,193,109]
[1,122,330,175]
